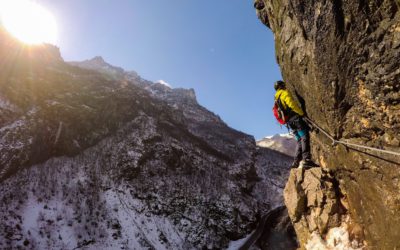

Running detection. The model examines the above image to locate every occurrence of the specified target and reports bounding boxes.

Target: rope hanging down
[304,117,400,157]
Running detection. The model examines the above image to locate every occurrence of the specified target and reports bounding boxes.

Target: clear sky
[39,0,284,139]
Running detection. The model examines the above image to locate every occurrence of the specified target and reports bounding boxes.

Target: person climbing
[273,80,314,168]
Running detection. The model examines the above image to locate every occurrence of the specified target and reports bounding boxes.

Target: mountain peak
[155,80,172,88]
[90,56,106,64]
[69,56,125,77]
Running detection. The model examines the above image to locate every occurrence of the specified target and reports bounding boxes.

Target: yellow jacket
[275,89,304,116]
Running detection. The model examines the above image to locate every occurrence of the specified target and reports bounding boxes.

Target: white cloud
[156,80,172,88]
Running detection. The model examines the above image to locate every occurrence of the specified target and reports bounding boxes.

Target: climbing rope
[304,117,400,157]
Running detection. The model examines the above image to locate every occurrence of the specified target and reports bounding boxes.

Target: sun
[0,0,58,45]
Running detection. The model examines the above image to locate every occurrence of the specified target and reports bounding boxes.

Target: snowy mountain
[257,134,297,157]
[0,30,294,249]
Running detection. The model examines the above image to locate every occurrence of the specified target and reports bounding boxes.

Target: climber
[273,80,315,168]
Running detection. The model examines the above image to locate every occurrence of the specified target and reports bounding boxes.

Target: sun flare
[0,0,58,45]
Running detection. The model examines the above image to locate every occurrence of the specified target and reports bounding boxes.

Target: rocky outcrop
[255,0,400,248]
[284,168,365,249]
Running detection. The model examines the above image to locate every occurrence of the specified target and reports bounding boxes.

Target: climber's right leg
[291,131,302,168]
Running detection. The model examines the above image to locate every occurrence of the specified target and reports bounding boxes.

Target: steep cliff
[255,0,400,248]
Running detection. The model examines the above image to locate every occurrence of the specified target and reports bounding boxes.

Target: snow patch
[101,188,185,249]
[257,133,297,157]
[0,95,17,111]
[306,225,364,250]
[156,80,172,88]
[263,133,293,139]
[227,233,253,250]
[0,119,25,133]
[22,194,43,233]
[27,107,39,115]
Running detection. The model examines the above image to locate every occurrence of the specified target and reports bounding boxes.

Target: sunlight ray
[0,0,58,45]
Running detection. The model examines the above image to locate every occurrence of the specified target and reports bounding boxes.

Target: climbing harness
[304,117,400,157]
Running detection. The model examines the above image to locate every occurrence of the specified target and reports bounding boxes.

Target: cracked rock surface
[255,0,400,248]
[284,168,352,248]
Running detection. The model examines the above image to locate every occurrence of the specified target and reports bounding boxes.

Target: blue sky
[40,0,284,139]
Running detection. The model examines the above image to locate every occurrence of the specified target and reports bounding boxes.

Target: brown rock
[283,167,347,246]
[284,169,306,222]
[255,0,400,248]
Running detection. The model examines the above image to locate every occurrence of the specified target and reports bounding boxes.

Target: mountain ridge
[0,27,295,249]
[257,133,297,157]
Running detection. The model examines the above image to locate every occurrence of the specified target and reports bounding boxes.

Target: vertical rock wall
[255,0,400,248]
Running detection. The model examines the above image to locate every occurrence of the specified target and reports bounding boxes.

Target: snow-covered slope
[257,134,297,157]
[0,33,293,249]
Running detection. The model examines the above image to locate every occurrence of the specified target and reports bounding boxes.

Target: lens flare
[0,0,58,45]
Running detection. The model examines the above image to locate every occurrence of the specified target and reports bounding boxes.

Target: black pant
[287,116,311,162]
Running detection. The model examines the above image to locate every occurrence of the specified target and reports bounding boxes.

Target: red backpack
[272,94,289,125]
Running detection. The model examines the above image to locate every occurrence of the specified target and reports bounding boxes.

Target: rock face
[69,56,141,83]
[0,27,293,249]
[284,168,364,249]
[255,0,400,248]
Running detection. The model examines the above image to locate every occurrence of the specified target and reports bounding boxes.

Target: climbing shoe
[290,160,301,169]
[300,159,317,169]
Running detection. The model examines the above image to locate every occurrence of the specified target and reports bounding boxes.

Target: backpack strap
[276,92,296,120]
